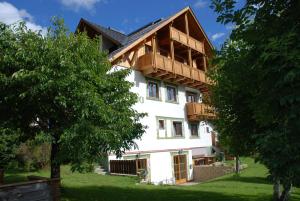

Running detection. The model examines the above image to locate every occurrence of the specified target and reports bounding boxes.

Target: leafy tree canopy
[0,19,146,178]
[210,0,300,200]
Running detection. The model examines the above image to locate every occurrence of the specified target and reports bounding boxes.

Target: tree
[0,19,145,180]
[0,127,20,184]
[209,40,257,174]
[210,0,300,200]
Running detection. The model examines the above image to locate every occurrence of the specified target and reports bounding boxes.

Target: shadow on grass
[216,175,271,185]
[3,175,28,184]
[61,185,271,201]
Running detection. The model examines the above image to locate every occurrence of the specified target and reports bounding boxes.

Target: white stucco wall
[108,150,194,184]
[118,67,214,152]
[108,66,215,184]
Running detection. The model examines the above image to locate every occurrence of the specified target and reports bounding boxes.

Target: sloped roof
[89,22,127,45]
[108,18,168,59]
[78,7,214,62]
[80,17,168,58]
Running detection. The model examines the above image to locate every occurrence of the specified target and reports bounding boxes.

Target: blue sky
[0,0,235,48]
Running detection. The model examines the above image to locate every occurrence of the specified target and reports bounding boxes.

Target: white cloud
[211,32,225,41]
[225,24,236,30]
[0,2,47,35]
[59,0,107,11]
[194,0,208,9]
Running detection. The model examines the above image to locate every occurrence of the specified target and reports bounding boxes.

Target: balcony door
[173,154,187,184]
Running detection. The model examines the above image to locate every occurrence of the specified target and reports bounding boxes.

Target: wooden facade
[186,102,217,121]
[109,159,147,175]
[113,10,214,92]
[173,155,187,184]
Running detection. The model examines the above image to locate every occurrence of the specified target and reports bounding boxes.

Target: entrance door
[173,155,187,184]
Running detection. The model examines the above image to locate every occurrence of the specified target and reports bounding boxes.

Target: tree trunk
[0,168,4,185]
[235,155,240,174]
[273,178,281,201]
[50,139,60,179]
[279,182,292,201]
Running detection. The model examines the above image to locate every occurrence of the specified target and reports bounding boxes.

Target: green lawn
[4,158,300,201]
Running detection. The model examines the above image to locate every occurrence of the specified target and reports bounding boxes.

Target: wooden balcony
[137,53,210,91]
[186,102,216,121]
[170,27,204,54]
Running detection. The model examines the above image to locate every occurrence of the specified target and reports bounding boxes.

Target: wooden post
[188,48,192,67]
[0,168,4,185]
[185,13,189,45]
[152,35,157,68]
[135,159,138,175]
[185,13,193,81]
[203,55,207,72]
[170,23,175,74]
[202,41,207,72]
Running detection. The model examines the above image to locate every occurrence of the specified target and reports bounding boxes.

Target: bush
[15,141,50,171]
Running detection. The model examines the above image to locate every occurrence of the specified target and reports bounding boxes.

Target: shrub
[16,141,50,171]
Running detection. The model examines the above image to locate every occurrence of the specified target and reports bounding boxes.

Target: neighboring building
[76,7,218,184]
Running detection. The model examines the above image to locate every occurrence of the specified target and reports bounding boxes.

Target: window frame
[146,79,161,101]
[137,158,147,171]
[158,119,165,130]
[186,91,198,103]
[172,120,184,137]
[190,122,200,138]
[165,84,178,103]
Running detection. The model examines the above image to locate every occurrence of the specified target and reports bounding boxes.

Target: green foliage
[15,141,51,171]
[4,159,300,201]
[210,0,300,199]
[0,18,145,176]
[0,127,20,168]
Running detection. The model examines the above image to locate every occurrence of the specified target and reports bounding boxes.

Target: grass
[4,158,300,201]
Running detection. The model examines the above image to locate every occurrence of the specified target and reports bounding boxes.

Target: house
[76,7,218,185]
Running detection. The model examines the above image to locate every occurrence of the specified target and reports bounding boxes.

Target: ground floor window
[137,159,147,171]
[110,160,137,175]
[194,158,205,166]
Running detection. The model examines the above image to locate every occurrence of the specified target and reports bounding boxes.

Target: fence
[110,160,137,175]
[193,165,234,182]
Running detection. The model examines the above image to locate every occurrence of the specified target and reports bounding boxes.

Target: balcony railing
[137,53,210,90]
[170,27,204,54]
[186,102,216,121]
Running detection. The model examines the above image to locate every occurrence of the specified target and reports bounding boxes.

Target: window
[137,159,147,171]
[166,85,177,102]
[173,121,183,136]
[158,120,165,130]
[147,80,159,99]
[186,92,197,103]
[190,123,199,137]
[194,158,205,166]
